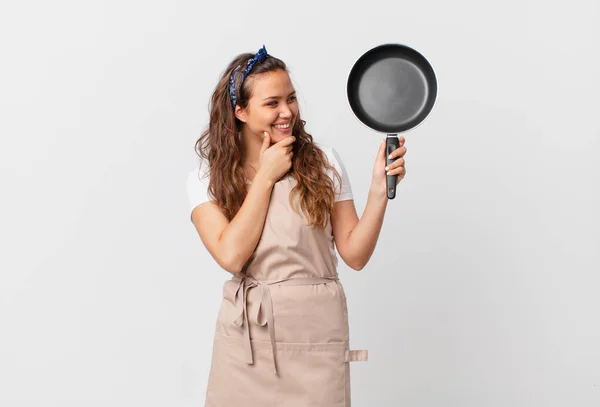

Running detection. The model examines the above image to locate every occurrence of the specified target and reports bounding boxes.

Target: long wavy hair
[194,51,343,229]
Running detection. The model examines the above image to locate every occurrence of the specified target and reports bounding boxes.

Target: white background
[1,0,599,405]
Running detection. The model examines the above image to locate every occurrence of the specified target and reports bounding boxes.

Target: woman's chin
[270,131,292,142]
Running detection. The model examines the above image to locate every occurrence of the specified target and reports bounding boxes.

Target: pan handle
[386,135,399,199]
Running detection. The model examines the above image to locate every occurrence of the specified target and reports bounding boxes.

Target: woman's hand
[256,131,295,184]
[371,136,407,195]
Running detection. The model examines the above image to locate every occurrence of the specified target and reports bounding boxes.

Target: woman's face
[236,69,298,144]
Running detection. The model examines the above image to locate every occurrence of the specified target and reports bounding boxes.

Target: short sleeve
[186,161,211,221]
[324,146,354,202]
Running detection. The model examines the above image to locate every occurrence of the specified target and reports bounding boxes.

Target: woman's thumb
[378,138,386,157]
[261,131,271,153]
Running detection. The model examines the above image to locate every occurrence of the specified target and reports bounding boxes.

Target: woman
[186,45,406,407]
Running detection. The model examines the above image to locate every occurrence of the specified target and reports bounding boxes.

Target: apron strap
[345,349,369,362]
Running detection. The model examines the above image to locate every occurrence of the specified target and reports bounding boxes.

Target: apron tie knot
[231,275,279,375]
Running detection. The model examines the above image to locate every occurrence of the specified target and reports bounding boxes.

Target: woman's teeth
[274,123,290,129]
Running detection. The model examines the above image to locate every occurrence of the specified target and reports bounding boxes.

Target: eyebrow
[263,91,296,101]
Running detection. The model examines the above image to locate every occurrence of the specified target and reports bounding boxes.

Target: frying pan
[346,43,438,199]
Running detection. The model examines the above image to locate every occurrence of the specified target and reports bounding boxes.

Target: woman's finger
[385,158,405,172]
[388,145,407,160]
[387,166,406,176]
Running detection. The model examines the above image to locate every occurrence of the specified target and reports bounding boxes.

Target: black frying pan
[347,43,438,199]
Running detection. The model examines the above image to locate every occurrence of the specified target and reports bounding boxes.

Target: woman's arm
[331,137,407,270]
[191,172,274,274]
[331,189,387,271]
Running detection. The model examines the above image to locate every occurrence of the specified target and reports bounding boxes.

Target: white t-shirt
[186,142,353,218]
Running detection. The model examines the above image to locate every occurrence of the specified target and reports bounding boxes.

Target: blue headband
[229,45,269,109]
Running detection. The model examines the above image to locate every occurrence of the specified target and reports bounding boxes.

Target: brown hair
[194,51,342,229]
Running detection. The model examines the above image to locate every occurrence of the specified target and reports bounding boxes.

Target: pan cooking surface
[357,58,429,128]
[347,44,437,133]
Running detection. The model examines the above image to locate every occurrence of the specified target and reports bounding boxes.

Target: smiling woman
[186,45,402,407]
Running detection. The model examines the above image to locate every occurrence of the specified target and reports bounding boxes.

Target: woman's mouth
[273,122,292,134]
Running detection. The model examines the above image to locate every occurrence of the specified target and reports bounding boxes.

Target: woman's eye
[267,97,295,107]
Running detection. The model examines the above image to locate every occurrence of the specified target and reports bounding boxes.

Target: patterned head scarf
[229,45,269,110]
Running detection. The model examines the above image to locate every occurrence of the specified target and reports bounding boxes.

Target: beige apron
[205,176,368,407]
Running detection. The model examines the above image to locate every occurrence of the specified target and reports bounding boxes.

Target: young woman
[186,45,406,407]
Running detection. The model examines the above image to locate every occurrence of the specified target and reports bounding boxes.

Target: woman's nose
[279,104,292,118]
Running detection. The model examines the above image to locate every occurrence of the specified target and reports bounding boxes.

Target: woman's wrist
[368,183,388,201]
[253,170,275,190]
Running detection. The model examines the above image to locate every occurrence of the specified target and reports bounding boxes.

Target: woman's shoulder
[313,141,353,201]
[313,141,337,162]
[186,157,212,215]
[187,156,210,181]
[313,141,346,170]
[186,157,210,196]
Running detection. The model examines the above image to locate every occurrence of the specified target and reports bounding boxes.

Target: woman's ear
[234,105,247,123]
